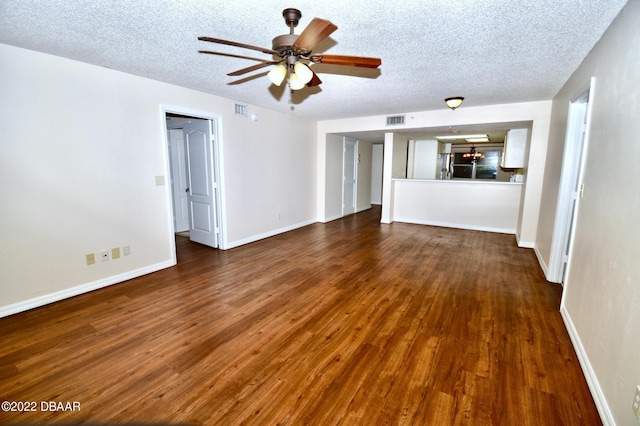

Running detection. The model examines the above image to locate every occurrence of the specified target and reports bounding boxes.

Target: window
[450,146,502,180]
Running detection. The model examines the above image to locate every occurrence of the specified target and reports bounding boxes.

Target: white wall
[222,110,317,246]
[535,2,640,424]
[0,44,317,316]
[381,132,406,223]
[392,137,408,179]
[393,181,522,234]
[322,133,344,222]
[318,101,552,246]
[408,140,439,179]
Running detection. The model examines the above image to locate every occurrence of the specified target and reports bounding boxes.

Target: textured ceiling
[0,0,628,121]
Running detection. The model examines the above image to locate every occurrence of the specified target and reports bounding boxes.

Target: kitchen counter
[393,179,523,185]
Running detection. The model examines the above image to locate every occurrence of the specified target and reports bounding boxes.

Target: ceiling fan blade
[311,54,381,68]
[292,18,338,54]
[227,61,282,77]
[198,36,279,55]
[307,70,322,87]
[199,50,270,62]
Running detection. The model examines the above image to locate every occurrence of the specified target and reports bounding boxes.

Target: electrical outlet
[633,385,640,421]
[100,251,109,262]
[111,247,121,259]
[122,245,131,256]
[86,253,95,266]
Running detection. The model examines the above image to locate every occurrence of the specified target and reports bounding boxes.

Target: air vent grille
[234,103,248,117]
[386,115,405,126]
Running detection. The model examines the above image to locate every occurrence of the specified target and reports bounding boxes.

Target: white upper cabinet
[501,128,528,169]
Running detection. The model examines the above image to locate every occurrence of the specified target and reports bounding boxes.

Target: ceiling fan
[198,8,381,90]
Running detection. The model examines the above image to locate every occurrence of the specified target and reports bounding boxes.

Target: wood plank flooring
[0,206,601,425]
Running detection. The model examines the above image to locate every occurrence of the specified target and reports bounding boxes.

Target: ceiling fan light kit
[288,72,306,90]
[445,97,464,110]
[267,63,287,86]
[293,62,314,85]
[198,8,381,92]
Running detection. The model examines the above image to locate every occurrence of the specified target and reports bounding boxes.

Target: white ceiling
[0,0,628,121]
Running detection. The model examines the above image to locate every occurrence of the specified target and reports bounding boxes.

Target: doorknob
[185,187,189,193]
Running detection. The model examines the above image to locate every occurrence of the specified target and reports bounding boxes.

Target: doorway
[163,107,224,258]
[342,137,358,216]
[548,78,594,284]
[371,144,383,205]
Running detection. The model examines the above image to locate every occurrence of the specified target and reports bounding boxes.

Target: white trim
[225,219,317,249]
[160,105,227,250]
[160,110,178,265]
[533,245,551,280]
[321,214,344,223]
[560,305,613,425]
[516,240,535,249]
[548,78,594,283]
[392,217,515,235]
[356,204,372,213]
[0,261,175,319]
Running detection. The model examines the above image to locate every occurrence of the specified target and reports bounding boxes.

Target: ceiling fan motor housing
[273,8,303,56]
[272,34,299,56]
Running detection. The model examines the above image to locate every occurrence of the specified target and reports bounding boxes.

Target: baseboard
[225,218,317,249]
[356,205,372,213]
[560,305,613,425]
[392,217,515,235]
[533,245,552,281]
[0,260,175,319]
[516,240,535,248]
[321,214,344,223]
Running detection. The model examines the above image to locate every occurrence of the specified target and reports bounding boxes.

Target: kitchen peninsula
[392,178,524,235]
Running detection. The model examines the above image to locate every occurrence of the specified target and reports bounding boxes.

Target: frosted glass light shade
[267,64,287,86]
[293,62,313,84]
[445,97,464,110]
[289,72,306,90]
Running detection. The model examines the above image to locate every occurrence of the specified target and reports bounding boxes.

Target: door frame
[548,78,594,284]
[160,105,226,262]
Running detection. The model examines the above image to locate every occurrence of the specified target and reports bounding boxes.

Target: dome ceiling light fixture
[445,97,464,110]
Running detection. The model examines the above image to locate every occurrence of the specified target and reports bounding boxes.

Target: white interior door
[549,79,592,283]
[168,129,189,232]
[343,138,358,216]
[184,119,218,248]
[371,144,383,204]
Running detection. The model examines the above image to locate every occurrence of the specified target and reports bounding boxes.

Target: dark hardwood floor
[0,206,600,425]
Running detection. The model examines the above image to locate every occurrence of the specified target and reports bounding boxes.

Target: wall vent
[234,103,248,117]
[386,115,405,126]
